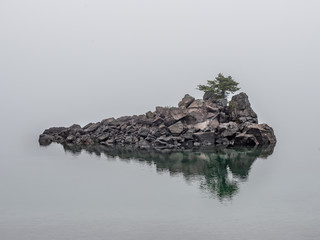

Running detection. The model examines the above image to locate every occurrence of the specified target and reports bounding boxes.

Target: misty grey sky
[1,0,319,141]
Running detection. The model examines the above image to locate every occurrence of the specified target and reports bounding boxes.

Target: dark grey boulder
[229,92,258,123]
[234,133,258,146]
[39,134,53,146]
[193,132,215,146]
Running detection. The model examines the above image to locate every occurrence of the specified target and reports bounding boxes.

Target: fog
[1,0,320,146]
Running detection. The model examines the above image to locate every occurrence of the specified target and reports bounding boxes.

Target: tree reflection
[62,144,275,200]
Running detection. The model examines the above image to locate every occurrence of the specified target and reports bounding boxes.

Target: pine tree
[197,73,240,99]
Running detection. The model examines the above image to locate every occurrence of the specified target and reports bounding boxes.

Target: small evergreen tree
[197,73,240,99]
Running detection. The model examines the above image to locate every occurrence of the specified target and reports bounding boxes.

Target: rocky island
[39,92,276,150]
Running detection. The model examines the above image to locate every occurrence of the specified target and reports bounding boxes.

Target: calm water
[0,126,319,240]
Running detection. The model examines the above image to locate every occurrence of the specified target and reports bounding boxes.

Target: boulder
[43,127,66,135]
[138,139,150,149]
[39,134,53,146]
[84,122,101,133]
[229,92,258,123]
[188,99,204,109]
[193,132,215,146]
[244,124,276,145]
[219,122,239,138]
[203,92,216,101]
[146,111,154,119]
[97,134,109,142]
[234,133,258,146]
[168,121,185,136]
[138,127,149,138]
[194,120,210,131]
[169,108,188,121]
[178,94,195,108]
[152,117,164,126]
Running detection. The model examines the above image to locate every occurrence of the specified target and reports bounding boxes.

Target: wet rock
[234,133,258,146]
[193,132,215,146]
[244,124,276,145]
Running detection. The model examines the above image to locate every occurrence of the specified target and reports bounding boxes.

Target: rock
[215,98,228,107]
[194,120,210,131]
[244,124,276,145]
[155,136,175,145]
[155,106,168,118]
[181,131,194,140]
[203,92,228,107]
[168,121,185,136]
[219,122,239,138]
[188,99,204,109]
[39,134,53,146]
[178,94,195,108]
[146,111,154,119]
[185,109,206,124]
[203,92,216,101]
[97,134,109,142]
[234,133,258,146]
[124,136,134,144]
[206,105,220,114]
[84,122,101,133]
[229,92,258,123]
[43,127,66,135]
[218,112,229,123]
[138,127,149,137]
[66,135,74,143]
[209,118,220,130]
[216,137,230,146]
[152,117,164,126]
[193,132,215,146]
[101,117,116,125]
[169,108,188,121]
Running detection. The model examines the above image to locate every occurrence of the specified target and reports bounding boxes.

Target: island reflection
[63,144,275,200]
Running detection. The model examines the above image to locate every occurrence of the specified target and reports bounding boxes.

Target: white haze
[0,0,319,147]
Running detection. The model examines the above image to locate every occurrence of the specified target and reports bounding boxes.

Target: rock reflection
[63,144,275,200]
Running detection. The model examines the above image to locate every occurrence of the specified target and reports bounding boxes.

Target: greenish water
[1,136,319,240]
[63,144,275,201]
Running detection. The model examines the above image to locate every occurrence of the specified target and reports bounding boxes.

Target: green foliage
[197,73,240,99]
[229,101,236,108]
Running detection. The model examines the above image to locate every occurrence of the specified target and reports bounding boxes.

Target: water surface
[1,136,319,240]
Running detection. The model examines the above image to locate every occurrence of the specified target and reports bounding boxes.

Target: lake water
[1,122,319,240]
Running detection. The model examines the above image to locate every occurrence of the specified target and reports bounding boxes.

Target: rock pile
[39,92,276,150]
